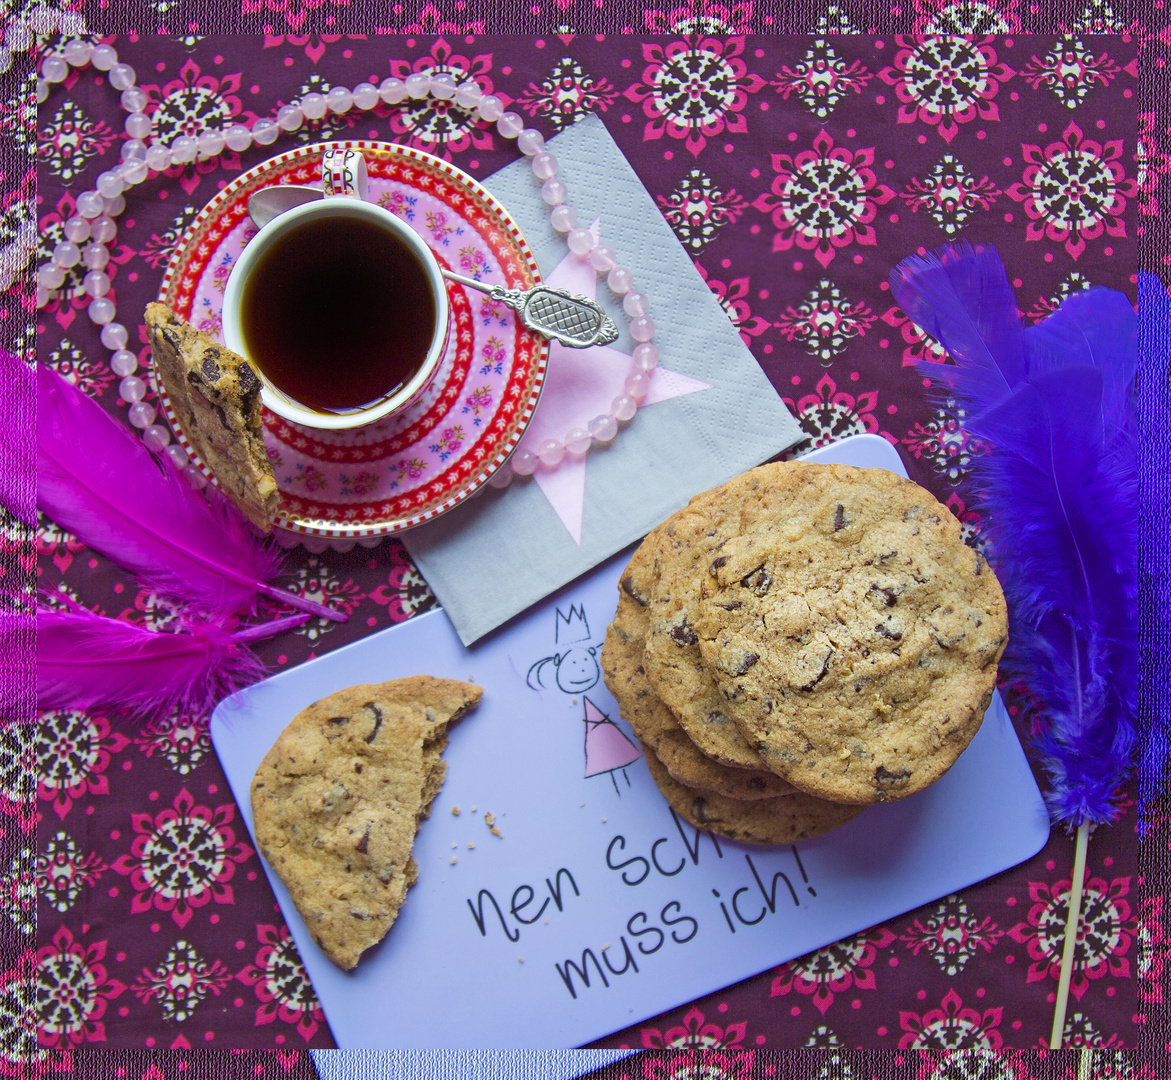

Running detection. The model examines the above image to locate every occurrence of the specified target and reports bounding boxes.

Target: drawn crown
[555,604,591,646]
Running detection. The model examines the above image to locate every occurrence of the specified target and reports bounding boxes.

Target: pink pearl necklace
[32,20,661,537]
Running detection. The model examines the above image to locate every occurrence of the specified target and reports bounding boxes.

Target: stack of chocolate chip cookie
[601,461,1007,846]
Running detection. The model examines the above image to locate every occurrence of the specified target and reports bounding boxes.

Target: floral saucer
[157,140,548,539]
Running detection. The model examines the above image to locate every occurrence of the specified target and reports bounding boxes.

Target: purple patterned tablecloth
[8,9,1169,1074]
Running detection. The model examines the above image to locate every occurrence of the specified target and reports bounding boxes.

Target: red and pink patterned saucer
[157,140,548,539]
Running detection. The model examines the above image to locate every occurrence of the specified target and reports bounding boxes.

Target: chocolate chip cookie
[695,462,1006,804]
[642,488,768,769]
[251,676,482,970]
[642,742,864,845]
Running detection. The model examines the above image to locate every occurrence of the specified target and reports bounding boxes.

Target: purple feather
[35,600,309,718]
[892,243,1137,828]
[36,364,343,623]
[1137,272,1171,827]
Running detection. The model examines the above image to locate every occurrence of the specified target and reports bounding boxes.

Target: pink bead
[184,464,207,489]
[550,205,577,232]
[611,394,638,422]
[540,178,567,206]
[143,424,171,451]
[91,216,117,243]
[380,77,407,104]
[110,349,137,376]
[607,266,633,294]
[119,375,145,402]
[496,111,524,139]
[625,371,651,402]
[510,448,538,476]
[623,290,648,317]
[517,129,545,156]
[536,438,565,468]
[128,401,156,429]
[487,464,513,489]
[405,72,431,99]
[589,244,616,273]
[165,444,188,469]
[566,228,594,257]
[453,80,483,109]
[64,216,90,243]
[630,315,656,342]
[476,94,504,122]
[565,427,591,455]
[531,151,558,180]
[632,342,659,372]
[88,297,115,324]
[588,414,618,443]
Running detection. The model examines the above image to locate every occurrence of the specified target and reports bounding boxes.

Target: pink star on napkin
[514,221,712,544]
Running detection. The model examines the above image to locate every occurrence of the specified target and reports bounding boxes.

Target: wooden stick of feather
[890,243,1140,1051]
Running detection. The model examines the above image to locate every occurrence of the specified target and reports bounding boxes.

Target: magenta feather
[0,349,34,528]
[891,242,1137,828]
[36,364,343,623]
[35,600,309,718]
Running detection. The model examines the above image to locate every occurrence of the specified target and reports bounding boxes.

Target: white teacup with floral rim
[222,148,452,432]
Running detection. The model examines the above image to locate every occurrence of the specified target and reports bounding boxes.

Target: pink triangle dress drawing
[526,603,642,793]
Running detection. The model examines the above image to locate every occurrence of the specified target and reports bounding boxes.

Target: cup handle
[322,148,368,201]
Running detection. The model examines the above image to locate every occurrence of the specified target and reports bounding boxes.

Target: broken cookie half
[250,676,483,970]
[145,301,279,532]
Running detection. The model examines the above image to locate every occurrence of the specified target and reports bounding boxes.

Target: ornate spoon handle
[442,270,619,349]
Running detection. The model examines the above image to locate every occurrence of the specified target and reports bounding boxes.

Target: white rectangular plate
[211,434,1050,1049]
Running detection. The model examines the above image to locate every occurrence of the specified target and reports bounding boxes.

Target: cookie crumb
[484,812,502,837]
[839,747,851,760]
[467,842,475,849]
[450,856,457,865]
[451,842,457,849]
[580,802,585,807]
[602,943,610,950]
[451,806,460,815]
[518,957,524,963]
[601,817,607,823]
[471,805,477,812]
[873,694,892,716]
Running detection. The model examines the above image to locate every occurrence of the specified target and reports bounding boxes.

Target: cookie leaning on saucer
[642,742,864,845]
[146,302,279,532]
[250,676,482,970]
[695,462,1007,805]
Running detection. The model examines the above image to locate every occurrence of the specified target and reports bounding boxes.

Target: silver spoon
[246,184,619,349]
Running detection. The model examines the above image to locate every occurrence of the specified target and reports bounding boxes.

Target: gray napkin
[402,115,802,645]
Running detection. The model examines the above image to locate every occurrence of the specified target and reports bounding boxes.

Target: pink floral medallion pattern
[898,988,1004,1049]
[659,167,749,253]
[236,924,325,1043]
[639,1048,756,1080]
[111,788,254,929]
[640,1005,748,1049]
[37,831,108,915]
[878,36,1015,144]
[1020,38,1121,110]
[132,939,233,1023]
[36,711,131,821]
[899,895,1005,975]
[624,37,766,157]
[775,277,876,364]
[1006,121,1136,261]
[36,926,126,1048]
[771,37,872,121]
[901,153,1003,236]
[1006,872,1136,1001]
[782,372,899,449]
[515,56,620,131]
[752,129,896,268]
[695,264,771,344]
[770,926,898,1015]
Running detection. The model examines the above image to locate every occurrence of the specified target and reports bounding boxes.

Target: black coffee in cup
[240,213,438,414]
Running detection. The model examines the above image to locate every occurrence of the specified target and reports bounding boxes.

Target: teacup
[222,149,451,431]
